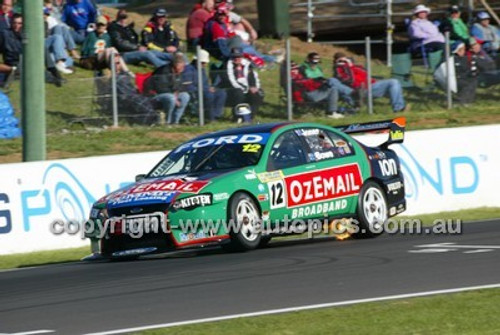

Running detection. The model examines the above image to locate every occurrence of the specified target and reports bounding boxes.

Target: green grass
[1,207,499,270]
[137,288,500,335]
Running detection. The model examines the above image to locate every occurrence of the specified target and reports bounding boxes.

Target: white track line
[0,330,55,335]
[85,283,500,335]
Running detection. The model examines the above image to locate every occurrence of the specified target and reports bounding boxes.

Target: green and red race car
[86,118,406,257]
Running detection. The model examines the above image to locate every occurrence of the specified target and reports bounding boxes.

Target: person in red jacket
[187,0,214,50]
[290,62,344,119]
[333,52,407,112]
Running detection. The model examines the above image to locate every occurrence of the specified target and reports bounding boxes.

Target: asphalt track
[1,219,500,335]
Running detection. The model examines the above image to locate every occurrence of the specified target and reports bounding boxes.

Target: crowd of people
[1,1,500,124]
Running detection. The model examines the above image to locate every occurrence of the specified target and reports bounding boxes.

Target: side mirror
[135,174,146,182]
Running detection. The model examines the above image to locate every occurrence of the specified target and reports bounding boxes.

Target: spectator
[440,5,470,45]
[289,61,343,119]
[149,53,191,125]
[216,47,262,122]
[44,3,80,60]
[44,12,74,74]
[300,52,356,107]
[453,42,478,105]
[0,0,14,33]
[216,0,258,44]
[187,0,215,49]
[61,0,97,44]
[182,49,227,121]
[471,12,500,58]
[203,4,277,63]
[141,8,179,54]
[79,16,130,74]
[408,4,445,54]
[333,52,407,113]
[468,37,500,87]
[108,9,172,68]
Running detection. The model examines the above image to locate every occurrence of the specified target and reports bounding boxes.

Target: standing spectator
[141,8,179,54]
[453,42,478,105]
[108,9,171,68]
[149,53,191,125]
[333,52,407,113]
[471,12,500,58]
[61,0,97,44]
[217,47,262,122]
[80,16,129,74]
[440,5,470,45]
[182,49,227,122]
[0,0,14,33]
[300,52,356,107]
[187,0,215,50]
[289,61,343,119]
[468,38,500,87]
[408,4,445,54]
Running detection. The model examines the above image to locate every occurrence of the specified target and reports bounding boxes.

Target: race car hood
[97,171,233,209]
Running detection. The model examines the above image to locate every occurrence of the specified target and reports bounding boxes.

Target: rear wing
[336,117,406,149]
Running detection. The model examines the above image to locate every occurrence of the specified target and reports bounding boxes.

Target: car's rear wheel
[222,192,262,252]
[354,181,387,238]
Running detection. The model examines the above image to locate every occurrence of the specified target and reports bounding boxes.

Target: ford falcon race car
[86,118,406,257]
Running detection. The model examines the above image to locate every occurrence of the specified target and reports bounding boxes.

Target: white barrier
[0,125,498,255]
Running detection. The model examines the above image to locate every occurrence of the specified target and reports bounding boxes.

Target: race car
[86,118,406,257]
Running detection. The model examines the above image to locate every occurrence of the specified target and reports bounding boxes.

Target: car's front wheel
[222,192,262,252]
[354,181,387,238]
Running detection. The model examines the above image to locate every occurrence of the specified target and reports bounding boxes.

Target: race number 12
[268,180,286,209]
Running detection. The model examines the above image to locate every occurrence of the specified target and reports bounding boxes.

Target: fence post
[286,38,293,121]
[307,0,313,42]
[445,32,452,110]
[365,36,373,115]
[196,45,205,126]
[386,0,393,67]
[111,50,119,127]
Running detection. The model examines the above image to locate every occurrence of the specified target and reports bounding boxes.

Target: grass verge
[137,288,500,335]
[1,207,499,270]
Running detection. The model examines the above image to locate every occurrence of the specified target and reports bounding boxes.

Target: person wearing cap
[141,8,179,54]
[61,0,97,44]
[187,0,215,50]
[440,5,470,45]
[300,52,356,107]
[149,53,191,125]
[181,49,227,121]
[468,37,500,87]
[216,47,262,121]
[452,42,478,105]
[333,52,407,113]
[108,9,172,69]
[471,11,500,58]
[408,4,445,54]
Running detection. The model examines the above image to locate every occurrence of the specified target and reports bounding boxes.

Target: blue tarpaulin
[0,91,21,139]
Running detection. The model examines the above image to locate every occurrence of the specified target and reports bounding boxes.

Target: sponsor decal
[262,211,270,221]
[173,194,212,210]
[257,194,269,202]
[314,151,334,161]
[213,192,230,201]
[387,181,403,193]
[242,144,262,153]
[268,180,286,209]
[295,128,319,136]
[379,158,398,177]
[173,133,270,153]
[109,191,176,206]
[245,173,257,180]
[285,164,362,208]
[291,199,348,219]
[179,231,207,242]
[390,207,396,216]
[128,180,209,194]
[390,130,404,141]
[258,184,266,192]
[258,170,284,183]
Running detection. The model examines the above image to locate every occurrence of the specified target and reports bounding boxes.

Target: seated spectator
[333,52,407,113]
[300,52,356,107]
[203,4,278,63]
[408,4,445,54]
[440,5,470,45]
[44,4,80,60]
[149,53,191,125]
[471,12,500,58]
[187,0,215,50]
[216,0,258,44]
[182,49,227,121]
[453,42,478,105]
[141,8,179,54]
[468,37,500,87]
[79,16,130,74]
[216,47,262,122]
[289,61,343,119]
[0,0,14,33]
[108,9,171,68]
[61,0,97,44]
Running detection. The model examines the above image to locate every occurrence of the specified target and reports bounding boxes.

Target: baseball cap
[194,49,210,64]
[216,4,229,15]
[413,4,431,15]
[96,16,108,25]
[154,8,167,17]
[449,5,460,13]
[231,47,244,58]
[452,42,465,54]
[477,11,490,20]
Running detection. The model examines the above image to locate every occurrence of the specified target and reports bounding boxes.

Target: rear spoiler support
[336,117,406,149]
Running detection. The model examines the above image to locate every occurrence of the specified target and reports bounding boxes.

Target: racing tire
[353,181,387,239]
[222,192,262,252]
